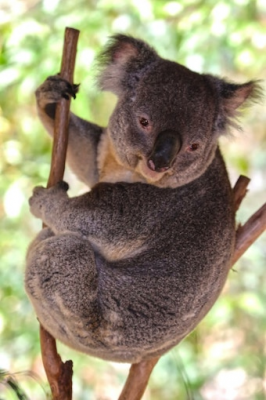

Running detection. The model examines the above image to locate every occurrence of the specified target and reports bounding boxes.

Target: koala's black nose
[148,130,181,173]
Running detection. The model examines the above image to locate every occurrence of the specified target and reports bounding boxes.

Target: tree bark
[233,202,266,265]
[118,357,160,400]
[40,27,79,400]
[232,175,251,212]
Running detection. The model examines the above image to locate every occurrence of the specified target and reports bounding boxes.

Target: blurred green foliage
[0,0,265,399]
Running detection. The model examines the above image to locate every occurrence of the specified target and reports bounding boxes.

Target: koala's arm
[35,76,104,187]
[29,182,152,259]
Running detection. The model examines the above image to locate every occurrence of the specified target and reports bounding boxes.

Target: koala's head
[98,35,260,188]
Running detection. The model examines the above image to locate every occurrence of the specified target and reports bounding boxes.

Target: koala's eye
[139,117,149,128]
[187,143,199,152]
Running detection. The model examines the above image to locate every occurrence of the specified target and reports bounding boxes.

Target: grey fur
[25,35,258,363]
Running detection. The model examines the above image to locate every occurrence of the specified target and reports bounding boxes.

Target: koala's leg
[35,76,105,187]
[25,230,103,352]
[27,227,55,249]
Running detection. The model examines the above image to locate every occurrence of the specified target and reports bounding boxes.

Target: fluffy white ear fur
[223,81,260,109]
[206,76,262,133]
[223,81,261,131]
[97,34,158,96]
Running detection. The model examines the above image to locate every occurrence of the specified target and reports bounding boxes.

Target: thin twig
[232,175,251,212]
[232,175,266,264]
[233,202,266,265]
[40,27,79,400]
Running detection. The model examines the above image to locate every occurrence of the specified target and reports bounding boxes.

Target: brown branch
[40,27,79,400]
[47,27,80,188]
[232,175,251,212]
[233,202,266,265]
[231,175,266,264]
[117,175,266,400]
[40,325,73,399]
[118,357,160,400]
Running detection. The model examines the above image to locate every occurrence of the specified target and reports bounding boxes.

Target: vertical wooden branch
[40,27,79,400]
[47,27,80,188]
[118,357,159,400]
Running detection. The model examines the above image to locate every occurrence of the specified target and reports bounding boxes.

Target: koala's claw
[29,186,46,218]
[56,180,69,191]
[46,76,80,100]
[36,75,80,107]
[32,185,45,196]
[29,186,45,206]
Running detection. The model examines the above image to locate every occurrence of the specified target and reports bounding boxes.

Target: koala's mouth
[136,158,169,182]
[147,159,171,173]
[125,128,181,182]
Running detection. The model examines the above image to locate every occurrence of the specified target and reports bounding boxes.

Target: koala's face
[108,60,218,187]
[99,35,258,188]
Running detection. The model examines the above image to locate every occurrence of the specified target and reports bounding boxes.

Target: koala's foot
[35,75,79,118]
[26,228,55,267]
[25,231,101,355]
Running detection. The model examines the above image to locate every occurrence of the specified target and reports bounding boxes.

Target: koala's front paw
[29,186,48,219]
[55,180,70,192]
[35,75,79,111]
[29,181,69,219]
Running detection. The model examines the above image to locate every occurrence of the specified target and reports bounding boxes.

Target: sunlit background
[0,0,266,399]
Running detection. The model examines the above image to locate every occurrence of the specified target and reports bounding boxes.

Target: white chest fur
[97,131,145,184]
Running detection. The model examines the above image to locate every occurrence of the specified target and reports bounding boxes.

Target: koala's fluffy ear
[207,76,262,134]
[97,34,158,95]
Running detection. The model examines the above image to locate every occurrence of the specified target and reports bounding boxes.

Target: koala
[25,35,259,364]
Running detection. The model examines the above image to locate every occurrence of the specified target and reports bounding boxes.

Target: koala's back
[88,149,235,362]
[26,147,234,364]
